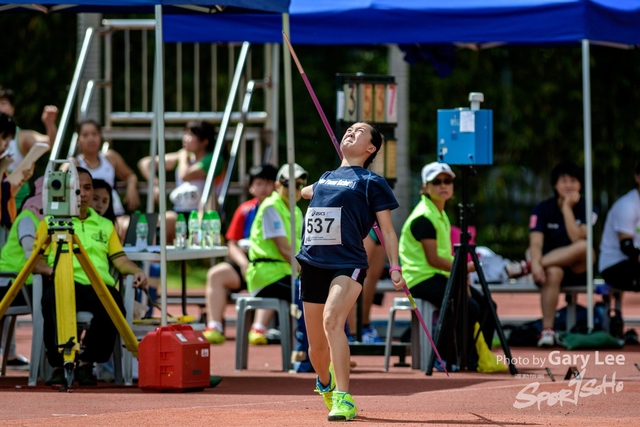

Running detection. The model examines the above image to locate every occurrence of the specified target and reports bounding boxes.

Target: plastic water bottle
[135,213,148,251]
[201,211,213,248]
[210,211,222,246]
[188,210,201,248]
[175,213,187,249]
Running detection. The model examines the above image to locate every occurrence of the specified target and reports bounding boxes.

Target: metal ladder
[50,19,279,212]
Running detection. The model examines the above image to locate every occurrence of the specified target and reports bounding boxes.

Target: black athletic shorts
[299,259,366,304]
[254,276,292,303]
[601,260,640,292]
[229,260,248,291]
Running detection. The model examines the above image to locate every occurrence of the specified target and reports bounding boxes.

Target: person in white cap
[399,161,496,369]
[202,164,278,345]
[244,162,307,345]
[296,122,405,422]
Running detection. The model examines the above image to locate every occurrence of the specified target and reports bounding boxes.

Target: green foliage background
[3,13,640,263]
[1,14,76,128]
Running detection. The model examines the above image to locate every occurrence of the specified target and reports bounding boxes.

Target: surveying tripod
[0,217,139,389]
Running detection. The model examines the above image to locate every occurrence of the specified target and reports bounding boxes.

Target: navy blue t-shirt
[529,196,597,254]
[296,166,398,269]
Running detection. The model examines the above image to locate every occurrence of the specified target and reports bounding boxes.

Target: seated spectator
[202,164,277,344]
[91,178,117,225]
[527,161,596,347]
[0,112,33,229]
[35,167,147,386]
[0,87,58,207]
[137,120,225,244]
[352,218,457,345]
[599,163,640,292]
[66,119,139,240]
[0,176,46,369]
[399,162,496,362]
[245,163,306,345]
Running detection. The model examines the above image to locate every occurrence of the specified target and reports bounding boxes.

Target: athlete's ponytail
[363,123,383,169]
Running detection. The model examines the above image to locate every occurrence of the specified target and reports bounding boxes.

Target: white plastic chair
[383,297,437,373]
[235,296,291,371]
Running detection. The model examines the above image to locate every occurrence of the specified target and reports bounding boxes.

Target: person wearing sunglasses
[296,122,405,422]
[399,161,496,369]
[244,163,308,345]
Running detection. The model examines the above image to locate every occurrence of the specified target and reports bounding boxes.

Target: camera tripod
[0,216,139,389]
[426,166,517,375]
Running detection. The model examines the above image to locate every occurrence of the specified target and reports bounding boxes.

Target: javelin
[283,31,448,376]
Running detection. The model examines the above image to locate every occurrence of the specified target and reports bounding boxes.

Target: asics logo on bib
[304,207,342,246]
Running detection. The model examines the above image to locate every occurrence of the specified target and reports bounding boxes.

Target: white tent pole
[582,39,594,331]
[148,60,158,214]
[155,5,168,327]
[147,10,158,215]
[282,13,297,306]
[269,43,281,166]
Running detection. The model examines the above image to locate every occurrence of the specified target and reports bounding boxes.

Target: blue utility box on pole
[437,93,493,166]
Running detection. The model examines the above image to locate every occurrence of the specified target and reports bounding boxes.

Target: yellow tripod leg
[0,232,51,318]
[72,235,139,358]
[52,231,80,366]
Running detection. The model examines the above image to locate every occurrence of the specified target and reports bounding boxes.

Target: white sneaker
[537,329,556,348]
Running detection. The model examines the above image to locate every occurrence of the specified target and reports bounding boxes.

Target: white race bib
[304,207,342,246]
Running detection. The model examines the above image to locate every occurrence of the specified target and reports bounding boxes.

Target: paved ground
[0,290,639,426]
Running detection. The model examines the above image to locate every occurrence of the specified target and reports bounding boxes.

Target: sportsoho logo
[511,351,625,410]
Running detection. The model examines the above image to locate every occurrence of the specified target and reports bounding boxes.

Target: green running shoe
[203,328,226,344]
[248,328,268,345]
[328,391,357,422]
[315,363,336,411]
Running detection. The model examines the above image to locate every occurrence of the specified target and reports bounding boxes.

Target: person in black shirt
[528,161,596,347]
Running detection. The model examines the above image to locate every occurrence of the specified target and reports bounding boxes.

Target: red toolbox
[138,324,210,392]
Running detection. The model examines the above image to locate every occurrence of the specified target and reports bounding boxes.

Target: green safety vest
[0,210,39,285]
[399,195,453,288]
[246,191,302,293]
[45,208,117,286]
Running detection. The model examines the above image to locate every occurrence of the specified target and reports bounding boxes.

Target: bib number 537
[303,207,342,246]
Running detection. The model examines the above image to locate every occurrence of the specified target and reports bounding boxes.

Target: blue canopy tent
[0,1,287,13]
[164,0,640,45]
[0,0,290,327]
[163,0,640,331]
